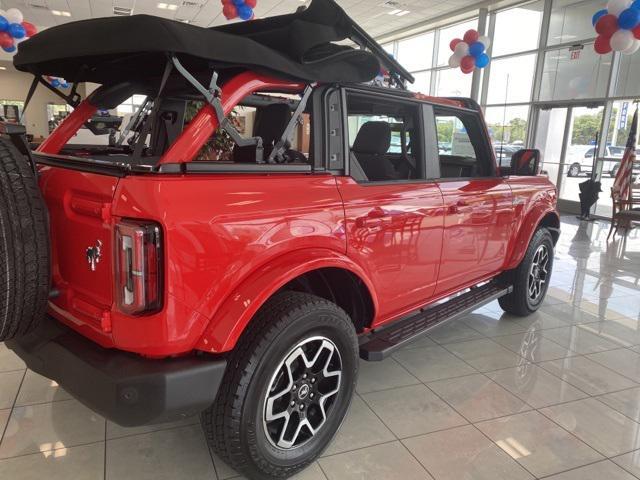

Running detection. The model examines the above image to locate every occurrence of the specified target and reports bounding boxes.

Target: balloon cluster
[221,0,257,21]
[46,76,70,89]
[0,8,36,54]
[593,0,640,55]
[448,29,491,74]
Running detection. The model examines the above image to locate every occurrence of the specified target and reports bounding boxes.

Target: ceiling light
[158,3,179,10]
[387,9,402,15]
[396,10,410,16]
[113,6,133,16]
[51,10,71,17]
[0,66,6,71]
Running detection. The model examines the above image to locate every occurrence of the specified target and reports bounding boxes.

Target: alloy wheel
[528,244,550,304]
[263,336,342,450]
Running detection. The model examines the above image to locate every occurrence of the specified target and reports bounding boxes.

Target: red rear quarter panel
[111,173,347,355]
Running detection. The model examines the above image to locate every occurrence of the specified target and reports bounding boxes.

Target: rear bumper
[6,315,226,427]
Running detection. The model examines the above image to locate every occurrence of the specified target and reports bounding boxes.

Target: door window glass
[435,110,492,178]
[346,94,423,183]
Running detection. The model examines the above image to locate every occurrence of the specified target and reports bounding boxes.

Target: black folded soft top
[13,0,400,89]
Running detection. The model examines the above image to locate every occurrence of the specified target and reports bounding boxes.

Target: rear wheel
[0,138,50,341]
[202,291,358,480]
[499,228,554,316]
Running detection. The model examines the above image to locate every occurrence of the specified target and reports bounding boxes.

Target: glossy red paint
[336,177,445,326]
[33,71,558,358]
[434,178,514,296]
[37,100,98,154]
[159,72,305,164]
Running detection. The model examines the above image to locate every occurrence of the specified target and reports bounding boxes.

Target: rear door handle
[356,217,383,228]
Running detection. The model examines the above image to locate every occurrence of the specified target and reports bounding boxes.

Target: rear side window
[346,93,423,183]
[434,109,493,178]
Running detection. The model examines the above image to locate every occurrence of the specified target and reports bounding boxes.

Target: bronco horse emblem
[86,240,103,271]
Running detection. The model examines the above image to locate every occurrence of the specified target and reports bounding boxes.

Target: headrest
[353,121,391,154]
[254,103,292,145]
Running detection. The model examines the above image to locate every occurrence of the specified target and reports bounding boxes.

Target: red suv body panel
[32,72,559,359]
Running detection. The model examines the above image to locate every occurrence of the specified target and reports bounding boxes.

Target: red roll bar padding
[37,100,98,154]
[158,72,305,165]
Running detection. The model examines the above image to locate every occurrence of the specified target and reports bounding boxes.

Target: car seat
[350,121,398,181]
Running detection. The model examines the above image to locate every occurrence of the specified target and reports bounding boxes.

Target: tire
[202,291,358,480]
[0,138,50,341]
[499,228,554,317]
[611,165,619,178]
[568,164,580,177]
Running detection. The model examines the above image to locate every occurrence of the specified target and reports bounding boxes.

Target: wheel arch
[505,209,560,271]
[195,249,378,353]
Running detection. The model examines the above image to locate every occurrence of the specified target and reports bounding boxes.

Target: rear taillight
[115,220,163,315]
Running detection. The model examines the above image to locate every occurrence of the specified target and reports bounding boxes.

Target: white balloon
[623,38,640,54]
[477,35,491,50]
[454,41,469,58]
[5,8,23,24]
[611,29,635,51]
[607,0,631,16]
[448,54,461,68]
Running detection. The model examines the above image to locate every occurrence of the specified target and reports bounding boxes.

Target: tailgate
[39,164,118,339]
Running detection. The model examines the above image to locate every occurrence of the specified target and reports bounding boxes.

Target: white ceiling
[0,0,485,39]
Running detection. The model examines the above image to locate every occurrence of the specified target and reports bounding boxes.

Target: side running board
[359,282,513,361]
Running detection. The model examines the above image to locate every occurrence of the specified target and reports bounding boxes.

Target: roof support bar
[268,84,314,164]
[170,54,265,162]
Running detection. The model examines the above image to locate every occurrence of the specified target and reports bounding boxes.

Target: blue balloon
[618,7,640,29]
[2,44,15,53]
[232,0,244,5]
[0,16,8,32]
[61,82,69,89]
[475,53,490,69]
[469,41,485,58]
[238,4,253,20]
[633,0,640,10]
[8,23,25,39]
[51,79,60,88]
[592,9,608,26]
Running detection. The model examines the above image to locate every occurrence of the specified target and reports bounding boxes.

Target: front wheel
[499,228,554,316]
[203,291,358,480]
[568,163,580,177]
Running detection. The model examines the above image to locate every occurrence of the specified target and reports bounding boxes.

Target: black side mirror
[510,149,541,176]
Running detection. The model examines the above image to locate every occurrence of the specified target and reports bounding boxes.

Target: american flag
[613,108,638,202]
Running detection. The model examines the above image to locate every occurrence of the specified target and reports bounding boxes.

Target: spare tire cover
[0,137,50,341]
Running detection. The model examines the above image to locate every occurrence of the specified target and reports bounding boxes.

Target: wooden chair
[608,175,640,239]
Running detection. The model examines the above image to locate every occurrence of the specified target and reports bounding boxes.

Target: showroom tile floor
[1,216,640,480]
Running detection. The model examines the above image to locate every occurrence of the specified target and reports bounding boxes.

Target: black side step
[359,283,513,361]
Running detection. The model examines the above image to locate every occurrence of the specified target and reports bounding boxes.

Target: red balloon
[21,21,37,37]
[221,0,233,3]
[634,25,640,40]
[460,55,475,72]
[245,0,257,7]
[594,34,612,54]
[223,4,238,19]
[463,29,479,44]
[0,32,12,49]
[449,38,462,52]
[595,14,619,37]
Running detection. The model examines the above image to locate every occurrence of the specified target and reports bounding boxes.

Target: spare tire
[0,137,49,341]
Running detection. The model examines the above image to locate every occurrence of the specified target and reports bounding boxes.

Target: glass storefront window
[434,68,473,97]
[436,19,478,67]
[397,32,434,72]
[409,71,431,95]
[484,105,530,146]
[539,44,611,101]
[547,0,601,46]
[615,54,640,98]
[487,54,537,104]
[492,1,544,56]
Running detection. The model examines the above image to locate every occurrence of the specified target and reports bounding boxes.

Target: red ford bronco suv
[0,1,559,478]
